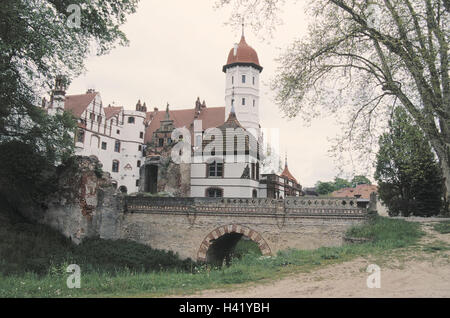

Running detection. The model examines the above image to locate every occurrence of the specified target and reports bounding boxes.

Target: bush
[0,209,194,276]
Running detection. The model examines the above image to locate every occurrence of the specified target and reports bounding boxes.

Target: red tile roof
[281,165,298,184]
[331,184,378,199]
[144,107,225,144]
[104,106,123,120]
[223,36,262,72]
[64,93,97,118]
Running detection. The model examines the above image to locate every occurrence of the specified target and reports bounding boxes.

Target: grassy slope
[0,212,424,298]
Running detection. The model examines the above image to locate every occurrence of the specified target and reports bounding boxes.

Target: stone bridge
[120,196,371,263]
[24,156,374,265]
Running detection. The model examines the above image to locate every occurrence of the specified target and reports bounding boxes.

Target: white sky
[69,0,352,187]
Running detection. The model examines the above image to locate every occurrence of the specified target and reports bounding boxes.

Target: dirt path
[189,222,450,298]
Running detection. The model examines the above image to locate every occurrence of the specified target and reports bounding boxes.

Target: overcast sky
[68,0,355,187]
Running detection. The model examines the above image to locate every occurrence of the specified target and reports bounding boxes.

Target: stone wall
[21,156,124,244]
[123,196,369,261]
[26,158,371,262]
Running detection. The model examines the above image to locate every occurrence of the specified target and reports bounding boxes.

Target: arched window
[112,160,119,173]
[252,189,258,198]
[206,187,223,198]
[119,186,128,194]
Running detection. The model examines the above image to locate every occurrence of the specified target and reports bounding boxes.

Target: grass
[433,221,450,234]
[0,213,425,298]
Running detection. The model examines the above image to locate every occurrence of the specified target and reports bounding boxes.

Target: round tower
[223,31,263,137]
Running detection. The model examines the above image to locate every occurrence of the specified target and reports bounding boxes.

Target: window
[101,142,107,150]
[89,113,95,120]
[112,160,119,173]
[128,117,135,124]
[136,180,140,187]
[252,189,258,198]
[242,75,246,83]
[114,140,120,152]
[139,132,144,139]
[116,129,120,134]
[242,98,246,106]
[253,76,255,85]
[158,138,164,147]
[138,145,142,151]
[167,137,172,145]
[208,161,223,177]
[253,100,255,107]
[232,76,234,84]
[206,188,223,198]
[97,115,102,124]
[137,160,141,168]
[76,129,85,143]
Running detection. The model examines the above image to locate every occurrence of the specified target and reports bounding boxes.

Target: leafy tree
[218,0,450,210]
[351,175,372,187]
[374,107,443,216]
[0,0,139,207]
[333,177,352,191]
[315,181,336,195]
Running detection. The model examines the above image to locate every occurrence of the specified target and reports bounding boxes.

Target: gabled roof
[64,92,98,118]
[144,106,225,144]
[104,106,123,120]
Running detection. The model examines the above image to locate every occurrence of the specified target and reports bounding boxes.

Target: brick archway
[197,224,272,262]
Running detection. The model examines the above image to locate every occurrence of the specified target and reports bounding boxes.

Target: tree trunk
[432,139,450,214]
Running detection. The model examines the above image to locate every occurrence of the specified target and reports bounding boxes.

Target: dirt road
[190,222,450,298]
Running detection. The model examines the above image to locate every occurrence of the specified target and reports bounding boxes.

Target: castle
[44,33,302,198]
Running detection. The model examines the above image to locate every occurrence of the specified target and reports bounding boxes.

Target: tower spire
[241,17,245,38]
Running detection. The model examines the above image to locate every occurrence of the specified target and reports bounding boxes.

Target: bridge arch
[196,224,272,263]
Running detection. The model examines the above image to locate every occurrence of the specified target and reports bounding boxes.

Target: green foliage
[230,238,262,260]
[315,175,371,195]
[315,181,336,195]
[374,107,443,217]
[351,175,371,188]
[0,209,194,276]
[433,221,450,234]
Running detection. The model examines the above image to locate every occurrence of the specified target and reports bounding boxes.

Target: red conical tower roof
[223,35,263,73]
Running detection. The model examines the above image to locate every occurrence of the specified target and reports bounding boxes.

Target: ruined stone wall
[22,156,125,244]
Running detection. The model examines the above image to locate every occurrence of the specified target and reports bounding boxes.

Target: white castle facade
[44,34,301,198]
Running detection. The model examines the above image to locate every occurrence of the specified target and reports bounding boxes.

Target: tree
[333,177,352,190]
[218,0,450,210]
[316,181,336,195]
[351,175,372,187]
[0,0,138,207]
[374,107,443,216]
